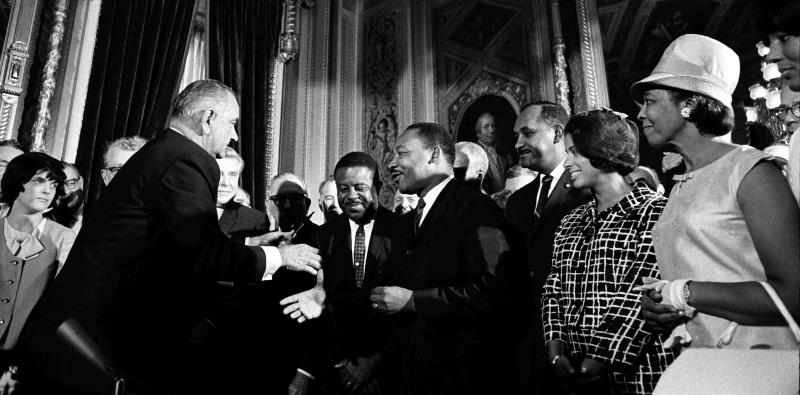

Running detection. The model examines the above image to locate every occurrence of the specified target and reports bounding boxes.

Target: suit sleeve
[542,221,568,345]
[412,195,511,321]
[583,200,665,367]
[157,153,266,282]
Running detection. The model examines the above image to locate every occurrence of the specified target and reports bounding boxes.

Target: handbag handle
[760,281,800,343]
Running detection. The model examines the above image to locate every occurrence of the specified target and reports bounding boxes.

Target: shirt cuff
[297,368,315,380]
[260,246,282,281]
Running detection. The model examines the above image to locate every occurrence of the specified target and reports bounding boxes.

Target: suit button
[5,280,12,284]
[406,250,412,256]
[0,319,4,324]
[10,261,18,265]
[0,298,8,303]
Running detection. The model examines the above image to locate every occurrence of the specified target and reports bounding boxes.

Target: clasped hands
[369,286,413,314]
[548,345,607,388]
[635,277,692,333]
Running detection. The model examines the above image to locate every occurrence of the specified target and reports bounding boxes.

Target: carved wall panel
[433,0,553,134]
[363,4,401,209]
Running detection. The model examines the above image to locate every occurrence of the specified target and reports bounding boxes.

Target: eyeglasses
[785,103,800,118]
[64,178,81,189]
[269,193,307,204]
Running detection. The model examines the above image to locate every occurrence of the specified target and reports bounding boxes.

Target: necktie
[414,198,426,234]
[353,225,365,287]
[534,175,554,221]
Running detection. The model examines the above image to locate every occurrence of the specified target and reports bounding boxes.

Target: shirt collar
[420,175,453,207]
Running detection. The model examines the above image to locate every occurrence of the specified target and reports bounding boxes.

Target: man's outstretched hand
[280,269,326,323]
[279,244,322,275]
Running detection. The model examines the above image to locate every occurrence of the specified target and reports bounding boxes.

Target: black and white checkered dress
[542,182,676,394]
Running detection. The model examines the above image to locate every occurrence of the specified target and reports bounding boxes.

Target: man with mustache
[504,101,590,394]
[372,122,514,394]
[49,163,85,233]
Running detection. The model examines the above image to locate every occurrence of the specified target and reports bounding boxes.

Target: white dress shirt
[418,175,454,226]
[348,218,375,268]
[533,159,566,209]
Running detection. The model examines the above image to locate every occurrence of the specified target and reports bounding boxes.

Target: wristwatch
[683,280,693,306]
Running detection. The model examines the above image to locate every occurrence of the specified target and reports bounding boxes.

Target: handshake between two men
[248,230,327,324]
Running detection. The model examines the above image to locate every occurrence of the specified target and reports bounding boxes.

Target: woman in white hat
[633,34,799,351]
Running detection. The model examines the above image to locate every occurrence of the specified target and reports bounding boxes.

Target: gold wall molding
[31,0,68,152]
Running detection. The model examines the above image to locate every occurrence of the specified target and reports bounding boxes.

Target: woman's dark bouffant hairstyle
[661,86,734,137]
[1,152,66,208]
[564,109,639,176]
[753,0,800,36]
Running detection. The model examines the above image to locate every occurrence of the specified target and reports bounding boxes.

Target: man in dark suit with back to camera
[16,79,322,394]
[504,101,591,394]
[370,122,513,395]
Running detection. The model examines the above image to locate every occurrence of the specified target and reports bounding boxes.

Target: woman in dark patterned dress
[542,109,675,394]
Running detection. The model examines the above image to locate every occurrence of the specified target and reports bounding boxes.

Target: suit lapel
[332,216,356,287]
[409,180,454,245]
[531,174,569,235]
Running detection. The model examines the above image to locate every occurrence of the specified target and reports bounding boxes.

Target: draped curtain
[76,0,195,207]
[208,0,282,212]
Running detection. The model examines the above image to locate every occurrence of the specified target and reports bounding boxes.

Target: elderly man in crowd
[454,141,489,192]
[505,101,591,394]
[319,177,343,223]
[49,163,86,233]
[215,147,269,244]
[372,122,513,394]
[16,80,322,394]
[99,136,148,186]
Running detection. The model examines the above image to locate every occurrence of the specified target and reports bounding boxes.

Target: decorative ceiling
[596,0,761,116]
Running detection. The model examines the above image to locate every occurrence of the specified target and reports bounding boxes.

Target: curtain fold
[77,0,195,207]
[208,0,282,212]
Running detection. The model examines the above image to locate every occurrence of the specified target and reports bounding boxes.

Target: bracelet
[551,355,560,366]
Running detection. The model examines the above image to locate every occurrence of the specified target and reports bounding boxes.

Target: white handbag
[653,282,800,395]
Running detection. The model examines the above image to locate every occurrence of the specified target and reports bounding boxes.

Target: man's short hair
[0,139,27,153]
[319,176,335,194]
[103,136,148,167]
[1,152,66,206]
[62,162,81,178]
[170,79,236,120]
[269,172,308,197]
[333,151,382,190]
[473,112,495,133]
[217,147,245,172]
[455,141,489,175]
[520,100,569,128]
[405,122,455,165]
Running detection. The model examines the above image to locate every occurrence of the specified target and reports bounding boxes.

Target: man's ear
[201,109,215,136]
[428,146,440,164]
[553,124,564,144]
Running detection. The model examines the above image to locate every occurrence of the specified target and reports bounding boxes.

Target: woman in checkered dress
[542,109,676,394]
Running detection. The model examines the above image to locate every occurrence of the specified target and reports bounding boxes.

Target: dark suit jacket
[317,208,396,359]
[218,200,270,244]
[504,171,591,394]
[17,129,268,393]
[296,208,398,392]
[381,179,512,395]
[215,220,319,394]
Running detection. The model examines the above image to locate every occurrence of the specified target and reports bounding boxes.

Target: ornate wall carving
[0,0,42,140]
[363,7,400,209]
[30,0,67,152]
[447,71,527,134]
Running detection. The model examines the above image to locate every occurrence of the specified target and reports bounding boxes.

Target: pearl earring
[680,107,691,119]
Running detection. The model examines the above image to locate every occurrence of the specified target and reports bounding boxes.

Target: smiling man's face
[513,105,562,173]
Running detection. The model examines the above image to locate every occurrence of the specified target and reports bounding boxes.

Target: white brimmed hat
[630,34,740,110]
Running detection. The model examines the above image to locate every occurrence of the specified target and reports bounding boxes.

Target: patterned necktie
[534,175,554,221]
[414,198,426,234]
[353,225,365,287]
